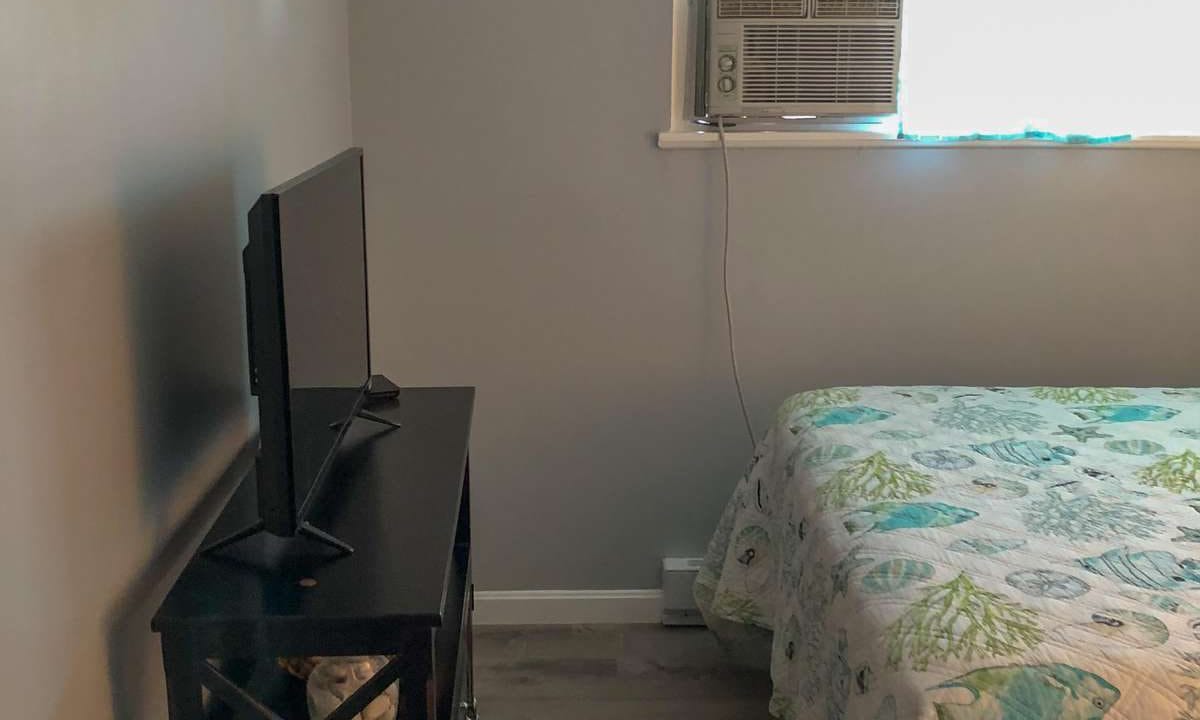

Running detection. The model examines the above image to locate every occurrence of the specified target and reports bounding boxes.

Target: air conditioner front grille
[741,24,898,104]
[814,0,900,18]
[718,0,808,18]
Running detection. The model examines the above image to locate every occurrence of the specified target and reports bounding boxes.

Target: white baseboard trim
[473,589,663,626]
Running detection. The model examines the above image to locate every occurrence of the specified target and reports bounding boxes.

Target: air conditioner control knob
[718,55,736,72]
[718,76,736,94]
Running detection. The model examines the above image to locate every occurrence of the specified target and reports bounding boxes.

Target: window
[900,0,1200,141]
[662,0,1200,146]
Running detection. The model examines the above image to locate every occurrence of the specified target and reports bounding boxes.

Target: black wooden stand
[153,387,477,720]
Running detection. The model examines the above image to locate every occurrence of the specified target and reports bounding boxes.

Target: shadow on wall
[99,142,266,717]
[13,152,260,719]
[117,149,255,534]
[104,443,255,720]
[26,132,270,715]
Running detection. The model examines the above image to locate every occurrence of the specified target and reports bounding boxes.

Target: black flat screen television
[243,148,371,539]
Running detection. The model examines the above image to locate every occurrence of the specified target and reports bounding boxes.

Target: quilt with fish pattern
[696,387,1200,720]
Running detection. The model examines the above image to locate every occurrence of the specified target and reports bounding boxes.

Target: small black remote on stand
[367,374,401,401]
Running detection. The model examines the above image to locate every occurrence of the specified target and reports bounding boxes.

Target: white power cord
[718,117,757,451]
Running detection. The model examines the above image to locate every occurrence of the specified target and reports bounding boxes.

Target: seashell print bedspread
[695,387,1200,719]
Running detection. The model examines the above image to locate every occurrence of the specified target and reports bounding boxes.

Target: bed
[696,386,1200,720]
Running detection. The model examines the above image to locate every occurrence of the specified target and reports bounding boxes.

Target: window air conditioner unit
[697,0,903,122]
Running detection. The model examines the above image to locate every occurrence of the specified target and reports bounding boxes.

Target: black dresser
[153,387,476,720]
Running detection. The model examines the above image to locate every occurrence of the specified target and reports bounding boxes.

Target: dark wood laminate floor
[473,624,775,719]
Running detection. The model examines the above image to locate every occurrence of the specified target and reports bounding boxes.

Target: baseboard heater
[661,557,706,626]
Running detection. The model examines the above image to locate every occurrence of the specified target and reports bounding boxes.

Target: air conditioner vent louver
[719,0,808,18]
[741,24,898,104]
[814,0,899,18]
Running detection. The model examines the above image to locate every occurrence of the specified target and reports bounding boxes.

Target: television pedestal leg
[329,408,402,431]
[199,519,355,557]
[297,522,355,555]
[199,520,266,556]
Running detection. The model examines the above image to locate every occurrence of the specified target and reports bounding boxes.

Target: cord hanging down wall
[717,117,756,452]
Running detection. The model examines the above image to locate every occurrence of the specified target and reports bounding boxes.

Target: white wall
[349,0,1200,592]
[1,2,352,717]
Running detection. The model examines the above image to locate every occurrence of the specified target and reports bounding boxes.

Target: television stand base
[296,521,355,555]
[199,519,355,557]
[328,408,402,431]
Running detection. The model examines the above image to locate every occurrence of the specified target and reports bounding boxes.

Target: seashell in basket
[307,656,399,720]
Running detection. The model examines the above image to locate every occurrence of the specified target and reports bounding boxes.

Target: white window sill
[657,130,1200,150]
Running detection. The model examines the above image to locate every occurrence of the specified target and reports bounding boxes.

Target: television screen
[278,152,370,515]
[245,148,370,536]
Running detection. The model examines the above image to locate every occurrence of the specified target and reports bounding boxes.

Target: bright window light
[899,0,1200,140]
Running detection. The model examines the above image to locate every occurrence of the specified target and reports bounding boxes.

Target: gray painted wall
[349,0,1200,591]
[3,3,352,717]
